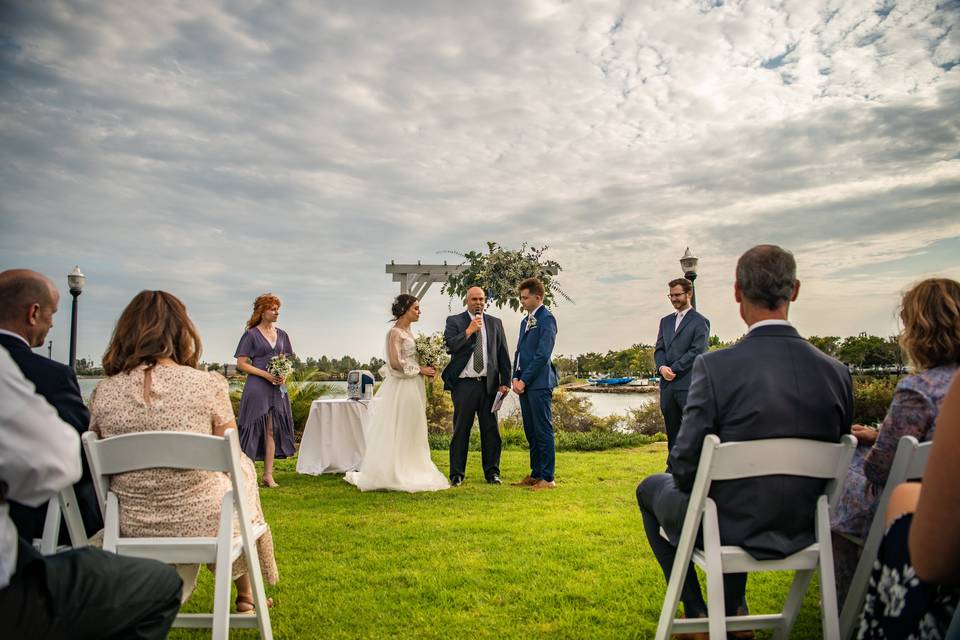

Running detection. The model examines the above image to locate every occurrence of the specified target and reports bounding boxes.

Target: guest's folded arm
[669,355,718,492]
[862,387,933,486]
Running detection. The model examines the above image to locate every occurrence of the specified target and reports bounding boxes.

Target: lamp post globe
[67,266,85,371]
[679,247,699,310]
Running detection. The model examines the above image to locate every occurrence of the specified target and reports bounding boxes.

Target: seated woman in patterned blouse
[90,290,279,614]
[831,278,960,603]
[855,372,960,639]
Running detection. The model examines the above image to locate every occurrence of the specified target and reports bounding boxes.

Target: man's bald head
[0,269,60,346]
[465,286,486,314]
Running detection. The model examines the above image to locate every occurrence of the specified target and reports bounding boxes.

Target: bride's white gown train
[345,327,450,492]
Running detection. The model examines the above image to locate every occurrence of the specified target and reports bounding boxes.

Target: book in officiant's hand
[491,389,506,413]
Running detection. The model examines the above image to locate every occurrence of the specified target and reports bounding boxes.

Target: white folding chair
[82,428,273,640]
[839,436,932,639]
[35,485,89,555]
[655,434,857,640]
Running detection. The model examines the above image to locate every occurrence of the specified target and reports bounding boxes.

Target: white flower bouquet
[267,354,294,390]
[414,332,449,372]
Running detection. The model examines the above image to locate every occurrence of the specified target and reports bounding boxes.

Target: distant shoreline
[563,383,658,394]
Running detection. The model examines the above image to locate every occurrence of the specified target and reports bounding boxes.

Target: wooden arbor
[385,261,559,298]
[385,261,463,299]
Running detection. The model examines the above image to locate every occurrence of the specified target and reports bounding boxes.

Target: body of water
[79,378,654,418]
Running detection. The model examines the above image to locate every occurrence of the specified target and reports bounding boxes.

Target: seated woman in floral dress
[90,290,279,613]
[855,372,960,639]
[831,278,960,603]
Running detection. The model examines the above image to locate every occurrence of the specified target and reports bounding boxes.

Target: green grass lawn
[171,444,830,639]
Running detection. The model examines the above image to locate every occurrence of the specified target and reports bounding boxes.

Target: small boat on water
[588,376,635,386]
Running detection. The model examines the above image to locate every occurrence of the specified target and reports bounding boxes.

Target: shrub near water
[852,375,897,425]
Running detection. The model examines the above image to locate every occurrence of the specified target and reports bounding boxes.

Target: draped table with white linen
[296,398,370,475]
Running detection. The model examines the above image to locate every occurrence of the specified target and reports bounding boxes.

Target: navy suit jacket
[512,305,558,390]
[654,308,710,392]
[441,311,512,395]
[667,324,854,559]
[0,333,103,538]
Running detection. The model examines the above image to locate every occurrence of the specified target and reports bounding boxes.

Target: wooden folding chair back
[655,433,857,640]
[82,428,272,640]
[839,436,931,639]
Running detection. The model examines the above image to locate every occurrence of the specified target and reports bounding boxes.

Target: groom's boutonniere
[525,315,538,331]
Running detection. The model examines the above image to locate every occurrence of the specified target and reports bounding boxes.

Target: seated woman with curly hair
[90,290,279,613]
[831,278,960,603]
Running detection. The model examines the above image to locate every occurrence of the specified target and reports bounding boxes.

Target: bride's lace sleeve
[388,328,421,378]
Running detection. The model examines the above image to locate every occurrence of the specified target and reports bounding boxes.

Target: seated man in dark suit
[637,245,853,636]
[0,268,102,539]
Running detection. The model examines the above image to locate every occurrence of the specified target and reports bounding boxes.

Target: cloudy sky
[2,0,958,365]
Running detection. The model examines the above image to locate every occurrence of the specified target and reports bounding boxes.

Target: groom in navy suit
[511,277,559,491]
[654,277,709,463]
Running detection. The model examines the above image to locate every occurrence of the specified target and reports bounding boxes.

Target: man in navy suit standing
[0,268,102,539]
[654,277,710,461]
[511,277,559,491]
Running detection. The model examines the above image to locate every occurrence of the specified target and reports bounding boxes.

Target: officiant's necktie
[473,325,484,374]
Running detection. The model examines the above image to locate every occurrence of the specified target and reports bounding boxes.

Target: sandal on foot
[261,477,279,488]
[236,594,274,614]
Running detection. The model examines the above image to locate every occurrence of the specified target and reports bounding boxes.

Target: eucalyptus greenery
[440,242,572,311]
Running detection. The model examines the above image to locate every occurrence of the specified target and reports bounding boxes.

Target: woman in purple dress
[235,293,296,487]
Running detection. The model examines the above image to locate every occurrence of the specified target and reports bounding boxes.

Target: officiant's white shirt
[459,311,487,378]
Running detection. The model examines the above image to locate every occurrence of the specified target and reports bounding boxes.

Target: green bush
[558,374,579,386]
[427,426,665,452]
[553,389,602,432]
[622,400,665,436]
[425,376,454,433]
[852,375,898,425]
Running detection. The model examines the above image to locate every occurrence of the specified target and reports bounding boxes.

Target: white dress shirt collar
[747,319,793,333]
[0,329,29,347]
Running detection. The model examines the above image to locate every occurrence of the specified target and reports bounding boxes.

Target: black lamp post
[67,266,85,371]
[679,247,699,310]
[47,340,52,359]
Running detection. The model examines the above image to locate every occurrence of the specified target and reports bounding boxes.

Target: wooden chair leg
[702,501,727,639]
[211,494,235,640]
[775,569,814,640]
[654,550,689,640]
[817,499,841,640]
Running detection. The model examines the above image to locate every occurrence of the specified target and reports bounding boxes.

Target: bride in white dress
[345,295,450,492]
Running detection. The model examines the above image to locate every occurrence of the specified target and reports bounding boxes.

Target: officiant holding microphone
[442,286,512,486]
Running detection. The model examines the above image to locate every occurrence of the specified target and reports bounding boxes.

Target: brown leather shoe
[511,475,539,486]
[672,612,708,640]
[531,479,556,491]
[727,606,754,639]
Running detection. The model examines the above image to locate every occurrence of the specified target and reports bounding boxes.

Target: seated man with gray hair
[636,245,853,637]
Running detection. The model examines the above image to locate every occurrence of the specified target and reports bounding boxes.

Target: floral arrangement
[268,353,294,383]
[440,242,572,311]
[414,332,449,371]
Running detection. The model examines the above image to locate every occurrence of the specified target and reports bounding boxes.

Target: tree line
[553,332,904,379]
[77,332,903,379]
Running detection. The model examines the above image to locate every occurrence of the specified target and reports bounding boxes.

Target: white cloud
[1,0,958,363]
